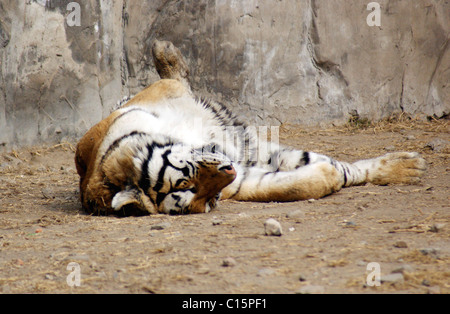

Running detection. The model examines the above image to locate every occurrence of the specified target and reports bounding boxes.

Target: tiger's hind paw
[368,152,427,185]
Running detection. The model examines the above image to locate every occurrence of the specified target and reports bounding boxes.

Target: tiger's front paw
[368,152,427,185]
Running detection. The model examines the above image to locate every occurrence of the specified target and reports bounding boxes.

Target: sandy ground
[0,119,448,294]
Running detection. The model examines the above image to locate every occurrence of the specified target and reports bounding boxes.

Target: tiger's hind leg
[151,39,190,90]
[222,147,427,202]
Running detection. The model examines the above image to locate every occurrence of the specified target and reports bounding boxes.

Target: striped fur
[75,78,427,216]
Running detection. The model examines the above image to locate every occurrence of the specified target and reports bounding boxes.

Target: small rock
[150,222,171,230]
[238,212,249,218]
[264,218,282,236]
[428,223,446,233]
[221,257,237,267]
[394,241,408,248]
[286,209,303,219]
[257,268,275,276]
[307,198,316,203]
[425,138,448,153]
[356,260,367,267]
[384,145,396,152]
[405,135,416,140]
[41,188,55,199]
[421,279,431,287]
[298,275,307,282]
[380,273,404,284]
[420,248,440,258]
[296,285,325,294]
[212,218,223,226]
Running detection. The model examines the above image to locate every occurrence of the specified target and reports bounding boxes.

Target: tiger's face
[110,143,236,215]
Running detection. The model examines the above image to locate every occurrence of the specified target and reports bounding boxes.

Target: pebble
[420,247,440,258]
[405,135,416,140]
[264,218,282,236]
[356,260,367,267]
[425,138,448,153]
[257,268,275,277]
[212,218,223,226]
[238,212,249,218]
[221,257,237,267]
[150,222,171,230]
[296,285,325,294]
[286,209,303,219]
[41,188,56,199]
[393,241,408,248]
[380,273,404,284]
[421,279,431,287]
[384,146,396,152]
[428,223,446,233]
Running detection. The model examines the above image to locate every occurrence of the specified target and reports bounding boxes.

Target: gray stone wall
[0,0,448,150]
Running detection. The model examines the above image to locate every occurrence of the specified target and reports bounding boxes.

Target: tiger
[75,40,427,216]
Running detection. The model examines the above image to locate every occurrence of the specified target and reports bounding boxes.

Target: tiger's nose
[219,164,236,177]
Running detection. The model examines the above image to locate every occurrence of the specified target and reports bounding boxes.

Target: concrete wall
[0,0,448,150]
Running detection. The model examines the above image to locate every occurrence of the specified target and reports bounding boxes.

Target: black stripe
[257,171,276,189]
[171,194,183,209]
[301,151,310,166]
[330,159,337,167]
[342,163,349,186]
[262,171,276,177]
[229,169,248,199]
[153,149,172,192]
[156,192,167,206]
[138,143,155,203]
[243,133,251,163]
[186,161,195,177]
[100,131,147,166]
[197,97,239,128]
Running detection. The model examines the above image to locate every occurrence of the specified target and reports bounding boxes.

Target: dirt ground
[0,118,449,294]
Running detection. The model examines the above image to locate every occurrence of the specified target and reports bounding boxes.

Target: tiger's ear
[111,189,141,211]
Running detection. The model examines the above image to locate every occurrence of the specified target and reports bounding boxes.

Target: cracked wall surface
[0,0,448,150]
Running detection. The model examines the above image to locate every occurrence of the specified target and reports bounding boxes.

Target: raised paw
[151,39,190,88]
[367,152,427,185]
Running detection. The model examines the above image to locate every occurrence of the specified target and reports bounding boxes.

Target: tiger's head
[108,142,236,215]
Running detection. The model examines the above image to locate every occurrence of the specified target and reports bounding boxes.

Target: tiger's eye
[175,178,188,187]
